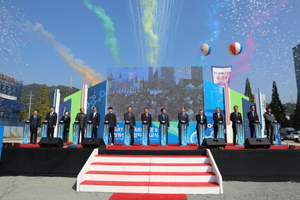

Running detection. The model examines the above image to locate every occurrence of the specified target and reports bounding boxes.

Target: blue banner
[87,81,107,138]
[58,99,71,122]
[0,126,4,161]
[203,81,225,138]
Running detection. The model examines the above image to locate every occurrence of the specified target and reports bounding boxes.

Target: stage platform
[1,144,300,182]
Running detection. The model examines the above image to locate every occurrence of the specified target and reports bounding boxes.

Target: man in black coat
[88,107,100,138]
[75,108,87,144]
[247,105,259,138]
[29,109,41,144]
[177,107,189,145]
[158,108,170,128]
[195,109,207,139]
[105,107,117,145]
[263,107,277,144]
[141,107,152,145]
[213,107,223,138]
[45,106,57,138]
[230,105,243,145]
[158,108,170,143]
[124,106,136,145]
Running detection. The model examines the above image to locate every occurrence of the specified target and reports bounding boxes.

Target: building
[0,74,24,126]
[293,44,300,104]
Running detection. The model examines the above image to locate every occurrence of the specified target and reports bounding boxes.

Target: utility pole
[27,90,35,119]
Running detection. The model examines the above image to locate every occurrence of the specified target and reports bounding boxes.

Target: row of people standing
[28,106,101,144]
[29,104,277,145]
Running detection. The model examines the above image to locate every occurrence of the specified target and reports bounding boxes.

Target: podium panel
[180,124,187,146]
[160,124,167,146]
[124,124,131,146]
[141,124,148,146]
[22,122,30,144]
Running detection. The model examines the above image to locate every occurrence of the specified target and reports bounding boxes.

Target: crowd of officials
[28,104,278,146]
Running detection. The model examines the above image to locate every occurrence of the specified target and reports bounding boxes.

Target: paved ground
[0,176,300,200]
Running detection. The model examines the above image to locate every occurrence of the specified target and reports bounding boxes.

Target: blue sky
[1,0,300,103]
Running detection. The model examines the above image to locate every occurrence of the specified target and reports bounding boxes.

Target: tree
[34,84,50,121]
[19,106,27,121]
[244,78,255,103]
[269,81,288,126]
[292,95,300,130]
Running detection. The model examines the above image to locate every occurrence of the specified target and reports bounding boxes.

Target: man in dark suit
[195,109,207,137]
[124,106,136,145]
[213,107,224,138]
[158,108,170,143]
[247,105,259,138]
[75,108,87,144]
[263,107,277,144]
[105,107,117,145]
[177,107,189,145]
[88,107,100,138]
[158,108,170,128]
[45,106,57,138]
[141,107,152,145]
[230,105,243,145]
[29,109,41,144]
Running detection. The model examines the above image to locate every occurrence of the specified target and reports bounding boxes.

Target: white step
[94,155,209,164]
[89,163,212,172]
[85,172,216,182]
[79,181,220,194]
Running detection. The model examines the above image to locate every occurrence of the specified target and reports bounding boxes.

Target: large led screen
[107,67,204,122]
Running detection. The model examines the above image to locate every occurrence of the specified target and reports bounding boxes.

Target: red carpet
[109,193,187,200]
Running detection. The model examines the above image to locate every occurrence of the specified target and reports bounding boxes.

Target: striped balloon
[199,43,211,56]
[228,42,242,55]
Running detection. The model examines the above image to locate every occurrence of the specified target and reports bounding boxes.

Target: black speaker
[202,138,226,149]
[244,138,271,149]
[81,138,106,149]
[39,137,63,148]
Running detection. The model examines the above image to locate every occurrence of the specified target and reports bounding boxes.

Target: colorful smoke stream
[27,21,102,86]
[141,0,159,67]
[230,0,289,79]
[82,0,120,65]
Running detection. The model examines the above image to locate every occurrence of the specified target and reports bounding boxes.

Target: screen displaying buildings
[107,66,203,122]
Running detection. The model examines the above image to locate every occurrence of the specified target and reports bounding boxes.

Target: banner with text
[211,66,232,87]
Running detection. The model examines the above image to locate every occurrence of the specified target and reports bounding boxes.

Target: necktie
[146,113,148,117]
[94,113,96,118]
[50,112,53,117]
[163,114,165,119]
[34,115,36,119]
[129,113,131,118]
[201,115,203,120]
[218,113,220,118]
